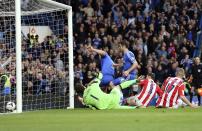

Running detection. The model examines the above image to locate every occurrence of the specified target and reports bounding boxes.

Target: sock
[120,79,137,89]
[197,95,201,106]
[190,93,193,103]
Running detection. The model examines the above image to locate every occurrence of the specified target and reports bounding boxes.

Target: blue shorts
[112,73,137,86]
[100,75,114,87]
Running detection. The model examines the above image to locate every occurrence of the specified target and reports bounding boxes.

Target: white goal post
[14,0,74,113]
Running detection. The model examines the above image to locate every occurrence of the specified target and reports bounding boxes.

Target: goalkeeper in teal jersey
[77,73,138,109]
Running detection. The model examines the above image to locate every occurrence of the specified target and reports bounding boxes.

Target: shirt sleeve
[156,85,163,97]
[178,84,185,97]
[126,51,136,64]
[101,52,108,58]
[139,79,146,87]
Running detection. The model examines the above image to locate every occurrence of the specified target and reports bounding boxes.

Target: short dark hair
[74,81,85,94]
[147,73,155,80]
[121,41,129,49]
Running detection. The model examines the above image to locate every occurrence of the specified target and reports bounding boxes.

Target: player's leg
[109,86,138,109]
[194,83,202,106]
[110,87,124,105]
[125,96,142,107]
[108,79,138,106]
[109,88,136,109]
[196,88,201,106]
[127,73,137,80]
[100,75,114,87]
[111,73,137,86]
[109,79,138,91]
[111,77,125,86]
[175,98,187,108]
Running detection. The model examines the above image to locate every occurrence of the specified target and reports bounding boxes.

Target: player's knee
[109,81,114,87]
[112,77,125,86]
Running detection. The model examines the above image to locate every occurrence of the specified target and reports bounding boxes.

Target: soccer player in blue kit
[87,46,115,87]
[111,42,139,86]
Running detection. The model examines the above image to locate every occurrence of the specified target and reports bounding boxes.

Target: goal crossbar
[0,0,72,16]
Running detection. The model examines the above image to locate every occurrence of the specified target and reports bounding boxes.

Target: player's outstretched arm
[123,61,139,77]
[119,79,139,89]
[87,46,106,56]
[78,96,85,105]
[118,75,144,89]
[180,95,198,108]
[77,96,97,109]
[113,63,122,67]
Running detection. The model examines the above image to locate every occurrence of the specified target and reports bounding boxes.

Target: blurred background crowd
[71,0,202,88]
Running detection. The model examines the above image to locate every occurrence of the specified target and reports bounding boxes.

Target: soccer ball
[6,101,16,111]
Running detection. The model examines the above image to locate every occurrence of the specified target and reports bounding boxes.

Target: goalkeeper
[77,73,139,109]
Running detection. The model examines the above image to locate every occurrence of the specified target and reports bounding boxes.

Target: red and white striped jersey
[156,77,185,108]
[136,79,163,107]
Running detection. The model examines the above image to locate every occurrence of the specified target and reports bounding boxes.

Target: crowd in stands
[21,34,69,95]
[0,33,69,95]
[72,0,202,97]
[0,0,71,96]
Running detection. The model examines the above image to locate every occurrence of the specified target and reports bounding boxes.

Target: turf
[0,108,202,131]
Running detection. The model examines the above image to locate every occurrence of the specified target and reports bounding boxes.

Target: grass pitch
[0,108,202,131]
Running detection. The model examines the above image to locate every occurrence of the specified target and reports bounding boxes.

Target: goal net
[0,0,74,113]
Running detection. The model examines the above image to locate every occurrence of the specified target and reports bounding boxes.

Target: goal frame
[15,0,74,113]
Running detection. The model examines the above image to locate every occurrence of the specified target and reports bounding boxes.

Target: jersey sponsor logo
[164,78,177,93]
[164,83,175,93]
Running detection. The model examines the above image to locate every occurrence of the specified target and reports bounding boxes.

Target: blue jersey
[101,54,115,76]
[123,51,136,75]
[111,51,137,86]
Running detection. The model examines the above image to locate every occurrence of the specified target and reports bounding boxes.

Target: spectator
[180,54,193,72]
[36,73,49,95]
[92,33,102,48]
[154,64,166,85]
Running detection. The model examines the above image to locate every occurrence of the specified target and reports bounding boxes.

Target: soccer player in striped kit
[156,68,197,108]
[125,73,163,107]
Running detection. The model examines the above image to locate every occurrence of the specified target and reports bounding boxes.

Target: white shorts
[127,95,142,107]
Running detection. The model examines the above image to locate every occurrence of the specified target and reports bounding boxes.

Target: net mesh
[0,0,70,113]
